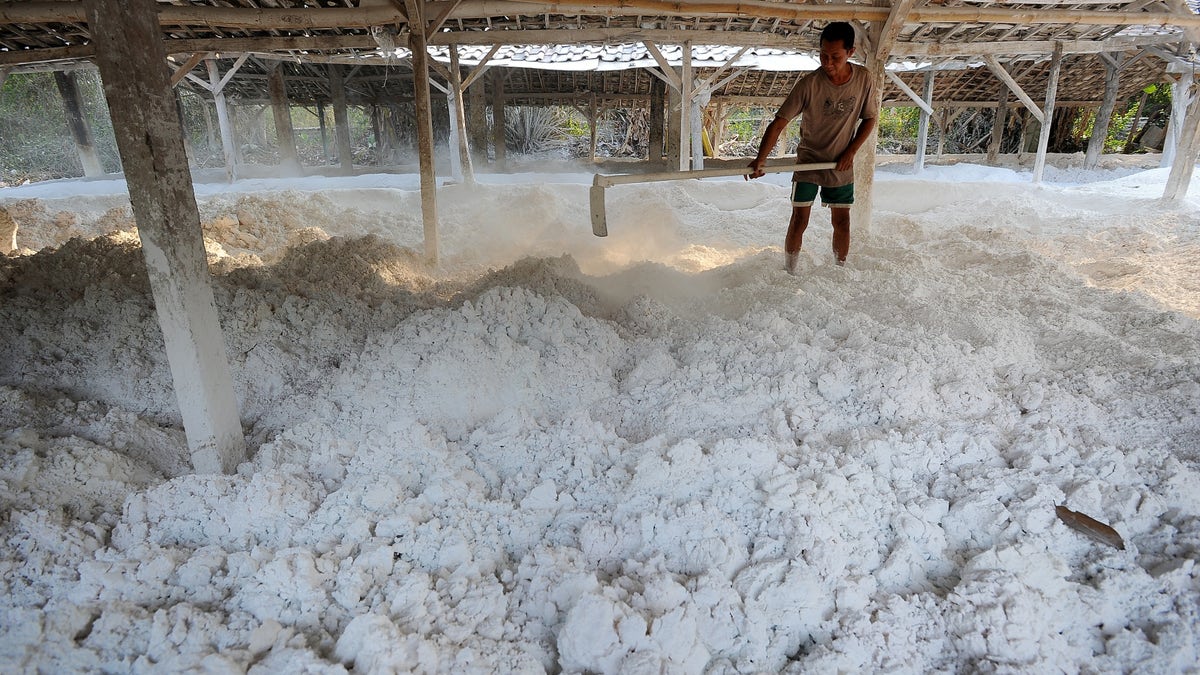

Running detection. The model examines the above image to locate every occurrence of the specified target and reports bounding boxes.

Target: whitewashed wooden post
[987,96,1008,163]
[406,0,439,263]
[1086,55,1122,170]
[268,62,301,172]
[1164,86,1200,199]
[680,42,693,171]
[1033,44,1063,183]
[853,55,884,238]
[915,72,934,171]
[1163,69,1193,168]
[84,0,245,474]
[202,59,239,182]
[329,64,354,172]
[447,45,475,184]
[54,70,104,177]
[491,70,507,170]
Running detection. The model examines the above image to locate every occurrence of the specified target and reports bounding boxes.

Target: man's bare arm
[836,116,877,172]
[746,116,791,180]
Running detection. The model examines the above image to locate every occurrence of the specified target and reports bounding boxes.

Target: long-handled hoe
[589,162,836,237]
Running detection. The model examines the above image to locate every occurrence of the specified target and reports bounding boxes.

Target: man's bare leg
[785,205,812,274]
[831,207,850,265]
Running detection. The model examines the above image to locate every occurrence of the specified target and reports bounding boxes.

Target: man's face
[819,39,854,77]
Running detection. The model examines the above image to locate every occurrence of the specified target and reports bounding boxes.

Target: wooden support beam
[1164,81,1200,199]
[460,44,500,90]
[1162,68,1193,167]
[267,62,300,171]
[872,0,919,61]
[643,41,682,91]
[10,1,1200,31]
[915,71,934,171]
[205,59,238,181]
[84,0,245,475]
[1033,43,1063,183]
[852,55,885,238]
[448,45,475,184]
[987,93,1009,162]
[491,69,506,169]
[425,0,465,40]
[329,64,354,171]
[406,0,439,263]
[985,56,1045,123]
[53,69,104,177]
[885,71,936,117]
[680,41,694,171]
[649,75,665,162]
[1085,55,1122,169]
[169,52,209,88]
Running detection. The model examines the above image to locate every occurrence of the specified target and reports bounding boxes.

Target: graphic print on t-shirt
[823,95,858,119]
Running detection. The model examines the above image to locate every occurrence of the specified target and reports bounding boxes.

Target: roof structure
[1,1,1199,112]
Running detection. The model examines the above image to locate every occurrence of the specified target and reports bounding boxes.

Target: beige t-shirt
[776,63,878,186]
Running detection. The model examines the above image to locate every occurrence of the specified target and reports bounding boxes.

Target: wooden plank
[83,0,245,475]
[643,41,682,91]
[330,64,354,171]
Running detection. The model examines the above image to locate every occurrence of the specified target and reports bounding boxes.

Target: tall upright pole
[205,59,239,182]
[1033,44,1063,183]
[406,0,439,263]
[915,71,935,171]
[54,70,104,177]
[1086,56,1121,170]
[85,0,245,474]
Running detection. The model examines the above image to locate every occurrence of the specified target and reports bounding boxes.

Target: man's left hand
[836,149,856,172]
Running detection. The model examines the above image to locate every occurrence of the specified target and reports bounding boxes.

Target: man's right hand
[746,158,766,180]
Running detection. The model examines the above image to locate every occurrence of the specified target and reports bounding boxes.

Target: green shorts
[792,182,854,208]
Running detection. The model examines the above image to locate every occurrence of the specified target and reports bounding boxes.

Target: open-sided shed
[2,0,1198,473]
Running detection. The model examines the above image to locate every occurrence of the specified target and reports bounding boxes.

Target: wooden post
[267,62,300,172]
[666,84,681,169]
[406,0,439,263]
[588,95,598,162]
[649,77,665,163]
[317,101,330,164]
[1123,90,1149,154]
[205,59,239,181]
[54,70,104,177]
[680,42,693,171]
[1163,70,1193,168]
[328,65,354,171]
[448,46,475,184]
[1164,83,1200,199]
[467,75,488,166]
[915,71,934,171]
[1033,44,1063,183]
[1086,56,1121,170]
[84,0,245,475]
[853,56,884,238]
[370,103,384,165]
[691,81,707,170]
[491,70,506,170]
[988,98,1009,163]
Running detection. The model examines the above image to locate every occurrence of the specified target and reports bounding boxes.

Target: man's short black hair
[820,22,856,50]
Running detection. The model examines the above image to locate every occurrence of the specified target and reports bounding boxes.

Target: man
[747,22,878,272]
